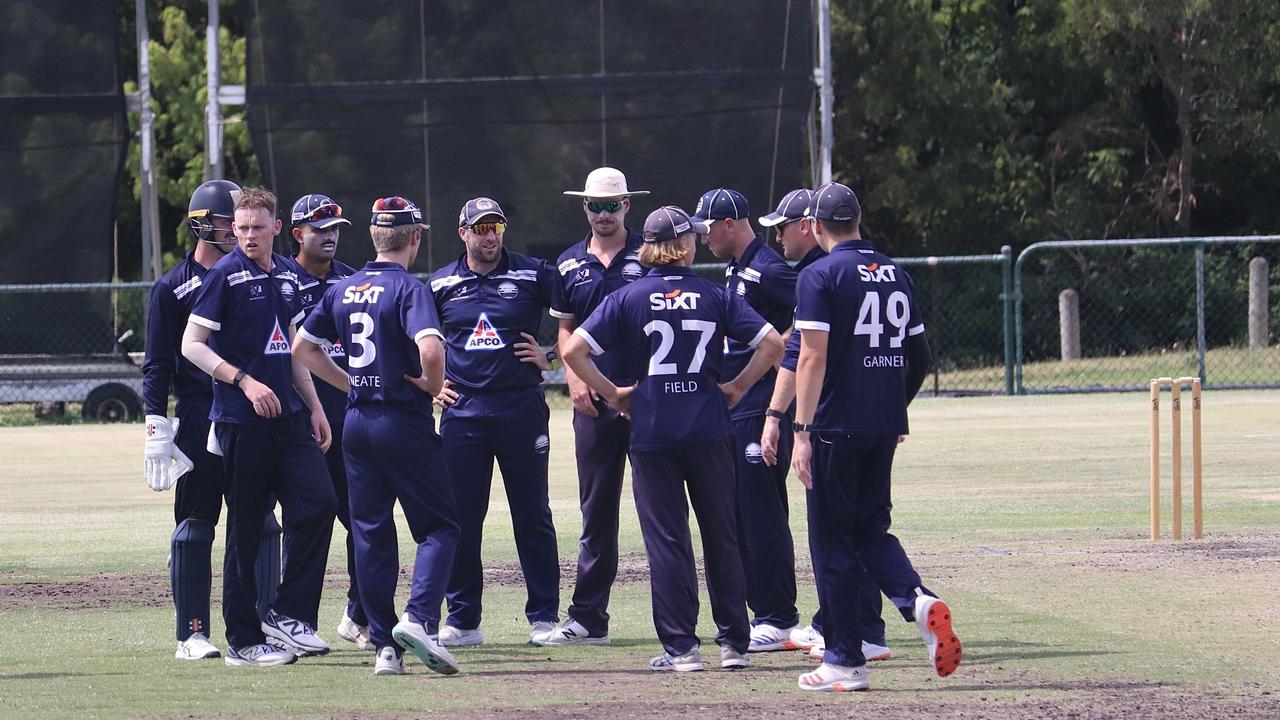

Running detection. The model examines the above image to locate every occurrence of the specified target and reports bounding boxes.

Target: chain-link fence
[1014,237,1280,393]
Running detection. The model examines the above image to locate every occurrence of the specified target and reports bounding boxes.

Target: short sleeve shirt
[722,234,797,418]
[793,239,925,435]
[300,261,443,418]
[188,247,305,424]
[576,266,772,451]
[551,229,646,384]
[781,245,828,373]
[429,249,563,394]
[280,254,357,425]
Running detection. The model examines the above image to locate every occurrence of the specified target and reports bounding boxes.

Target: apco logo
[622,262,643,281]
[857,262,898,283]
[465,313,506,350]
[497,281,519,299]
[264,319,290,354]
[744,442,763,464]
[649,288,701,311]
[326,339,346,358]
[342,282,386,304]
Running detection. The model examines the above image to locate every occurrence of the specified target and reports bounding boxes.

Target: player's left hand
[760,416,781,466]
[791,433,814,489]
[310,411,332,453]
[513,332,552,371]
[144,415,194,491]
[434,379,460,408]
[606,384,635,417]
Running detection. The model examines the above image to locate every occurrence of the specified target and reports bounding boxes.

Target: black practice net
[243,0,814,271]
[0,0,126,284]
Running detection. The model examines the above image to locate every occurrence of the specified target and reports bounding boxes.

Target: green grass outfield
[1,392,1278,718]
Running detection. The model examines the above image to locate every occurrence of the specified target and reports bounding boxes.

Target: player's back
[581,267,770,451]
[315,262,440,418]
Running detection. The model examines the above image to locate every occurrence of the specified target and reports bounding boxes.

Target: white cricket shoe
[224,642,297,667]
[393,614,460,676]
[749,623,799,652]
[537,618,611,647]
[863,640,892,661]
[373,646,404,676]
[788,624,823,651]
[529,620,557,645]
[648,648,705,672]
[437,624,484,647]
[175,632,220,660]
[720,645,750,670]
[336,613,374,652]
[798,662,869,692]
[914,593,962,677]
[261,610,331,656]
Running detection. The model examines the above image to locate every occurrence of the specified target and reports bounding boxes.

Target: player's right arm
[760,327,801,465]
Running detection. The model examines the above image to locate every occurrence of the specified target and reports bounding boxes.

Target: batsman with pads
[141,180,284,662]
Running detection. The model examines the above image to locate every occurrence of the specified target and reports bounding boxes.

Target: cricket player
[790,182,961,692]
[691,188,802,652]
[293,195,461,677]
[428,197,562,646]
[181,187,338,667]
[279,193,369,650]
[142,179,281,661]
[757,188,893,664]
[562,205,783,672]
[541,167,648,647]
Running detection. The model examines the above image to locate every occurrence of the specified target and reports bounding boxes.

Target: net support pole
[136,0,161,282]
[205,0,223,180]
[815,0,833,185]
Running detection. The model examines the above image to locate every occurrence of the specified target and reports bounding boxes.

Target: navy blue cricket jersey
[429,249,563,393]
[793,240,925,435]
[143,252,215,415]
[300,261,443,418]
[188,247,306,424]
[722,234,797,417]
[576,266,772,451]
[781,245,828,373]
[279,254,356,424]
[551,230,646,385]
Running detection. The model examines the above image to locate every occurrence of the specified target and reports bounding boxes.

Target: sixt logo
[857,262,898,283]
[465,313,506,350]
[649,289,701,310]
[342,282,386,304]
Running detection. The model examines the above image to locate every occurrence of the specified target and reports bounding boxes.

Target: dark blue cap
[758,188,814,227]
[807,182,861,222]
[370,196,428,228]
[458,197,507,227]
[642,205,709,243]
[690,188,750,227]
[290,193,350,228]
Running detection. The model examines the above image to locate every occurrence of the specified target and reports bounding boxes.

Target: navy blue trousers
[174,397,224,525]
[343,405,460,650]
[215,412,337,649]
[630,439,749,656]
[731,413,800,629]
[565,398,630,635]
[324,422,366,627]
[439,387,559,628]
[806,433,931,668]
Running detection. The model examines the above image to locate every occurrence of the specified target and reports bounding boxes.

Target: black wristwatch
[765,408,788,421]
[545,350,558,363]
[792,421,815,432]
[232,369,247,387]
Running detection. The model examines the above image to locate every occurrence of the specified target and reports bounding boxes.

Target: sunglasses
[585,200,625,214]
[294,201,342,225]
[373,196,413,212]
[778,217,806,230]
[466,222,506,236]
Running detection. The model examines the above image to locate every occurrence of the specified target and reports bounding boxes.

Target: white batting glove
[144,415,193,492]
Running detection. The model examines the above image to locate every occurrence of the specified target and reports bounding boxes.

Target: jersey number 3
[644,319,716,376]
[854,291,910,348]
[348,312,377,368]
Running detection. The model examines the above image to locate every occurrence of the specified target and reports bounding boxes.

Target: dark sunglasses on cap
[373,196,413,212]
[465,222,506,236]
[585,199,625,214]
[294,201,342,225]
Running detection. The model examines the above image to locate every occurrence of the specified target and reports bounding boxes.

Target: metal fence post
[1001,245,1014,395]
[1195,242,1206,383]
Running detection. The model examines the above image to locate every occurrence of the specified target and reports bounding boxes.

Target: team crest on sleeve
[622,262,643,281]
[465,313,506,350]
[264,319,290,354]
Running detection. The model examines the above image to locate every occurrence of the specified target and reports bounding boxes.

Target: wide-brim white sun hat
[563,167,650,198]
